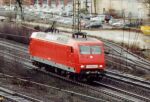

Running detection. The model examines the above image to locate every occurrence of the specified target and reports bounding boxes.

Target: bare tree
[15,0,24,20]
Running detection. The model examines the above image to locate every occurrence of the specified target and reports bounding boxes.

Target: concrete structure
[90,0,149,19]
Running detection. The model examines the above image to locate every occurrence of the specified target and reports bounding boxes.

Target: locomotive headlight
[99,65,103,68]
[80,65,85,68]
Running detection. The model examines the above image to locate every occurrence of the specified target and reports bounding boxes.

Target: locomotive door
[68,47,74,64]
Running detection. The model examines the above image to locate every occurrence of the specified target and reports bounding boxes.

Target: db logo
[90,56,93,59]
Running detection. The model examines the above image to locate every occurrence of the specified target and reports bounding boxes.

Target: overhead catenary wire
[126,26,131,68]
[131,19,141,56]
[120,8,126,70]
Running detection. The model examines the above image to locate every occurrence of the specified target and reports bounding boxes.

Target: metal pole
[85,0,88,14]
[94,0,96,14]
[91,0,92,14]
[10,0,12,9]
[73,0,75,32]
[78,0,79,32]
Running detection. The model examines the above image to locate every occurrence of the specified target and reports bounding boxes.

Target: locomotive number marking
[86,65,98,68]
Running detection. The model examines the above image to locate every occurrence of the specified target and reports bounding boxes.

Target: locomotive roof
[31,32,101,45]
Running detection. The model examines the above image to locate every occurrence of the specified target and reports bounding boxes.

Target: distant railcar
[29,32,105,81]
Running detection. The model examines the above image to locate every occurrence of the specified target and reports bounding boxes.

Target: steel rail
[0,86,42,102]
[0,40,28,53]
[105,70,150,89]
[0,73,107,102]
[0,50,30,62]
[102,38,150,65]
[0,32,29,38]
[106,54,150,71]
[106,58,134,70]
[0,39,28,51]
[34,68,133,102]
[106,49,150,69]
[95,81,150,102]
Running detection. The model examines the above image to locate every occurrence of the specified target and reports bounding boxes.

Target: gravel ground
[0,54,119,102]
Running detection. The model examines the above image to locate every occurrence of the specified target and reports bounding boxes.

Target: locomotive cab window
[91,46,101,54]
[80,45,101,54]
[80,46,91,54]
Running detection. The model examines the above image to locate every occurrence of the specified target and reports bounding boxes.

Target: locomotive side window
[91,46,101,54]
[80,45,101,54]
[80,46,91,54]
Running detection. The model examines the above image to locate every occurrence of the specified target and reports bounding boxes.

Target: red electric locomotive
[29,32,105,81]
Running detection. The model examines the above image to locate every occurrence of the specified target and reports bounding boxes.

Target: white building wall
[91,0,148,19]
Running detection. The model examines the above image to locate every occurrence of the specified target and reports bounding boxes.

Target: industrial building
[91,0,149,19]
[0,0,70,6]
[0,0,149,19]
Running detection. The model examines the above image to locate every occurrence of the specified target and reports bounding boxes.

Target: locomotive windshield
[80,45,101,54]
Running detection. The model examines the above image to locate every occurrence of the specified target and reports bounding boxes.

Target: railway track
[106,54,150,72]
[0,73,106,102]
[0,86,42,102]
[103,38,150,68]
[103,70,150,100]
[106,70,150,88]
[0,39,27,51]
[1,39,150,102]
[106,52,150,71]
[94,81,149,102]
[0,50,130,102]
[0,38,28,53]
